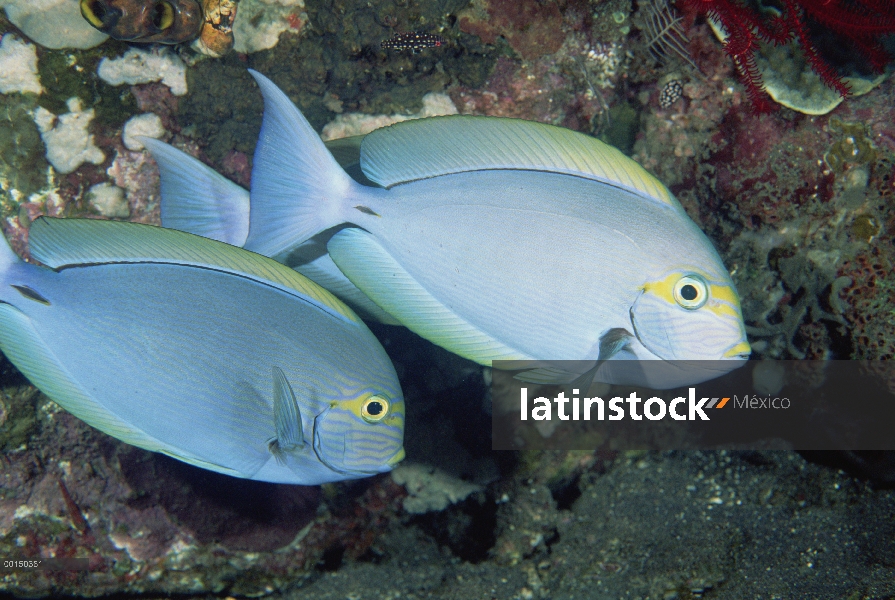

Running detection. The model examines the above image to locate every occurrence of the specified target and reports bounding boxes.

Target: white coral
[321,93,458,141]
[32,98,105,174]
[0,34,42,94]
[122,113,166,151]
[97,48,188,96]
[233,0,306,54]
[391,463,483,514]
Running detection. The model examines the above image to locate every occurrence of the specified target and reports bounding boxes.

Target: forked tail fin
[140,137,250,246]
[0,232,21,274]
[244,70,355,258]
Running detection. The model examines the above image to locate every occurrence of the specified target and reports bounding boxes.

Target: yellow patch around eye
[644,271,744,319]
[705,281,744,320]
[642,271,685,305]
[707,299,742,320]
[340,392,403,423]
[708,282,741,307]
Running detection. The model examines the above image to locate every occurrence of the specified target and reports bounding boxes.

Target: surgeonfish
[0,218,404,484]
[138,135,399,325]
[174,71,751,388]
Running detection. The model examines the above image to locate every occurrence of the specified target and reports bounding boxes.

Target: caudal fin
[245,70,354,258]
[140,137,250,247]
[0,232,21,274]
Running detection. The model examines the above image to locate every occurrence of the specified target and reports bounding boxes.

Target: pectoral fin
[596,327,634,362]
[269,366,303,463]
[513,328,634,390]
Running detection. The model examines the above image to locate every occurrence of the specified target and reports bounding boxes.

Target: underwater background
[1,0,895,597]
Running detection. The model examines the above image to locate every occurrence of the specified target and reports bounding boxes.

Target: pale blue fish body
[139,136,400,325]
[212,72,750,388]
[0,219,404,484]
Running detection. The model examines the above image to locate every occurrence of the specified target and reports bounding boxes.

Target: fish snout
[722,340,752,360]
[386,447,406,468]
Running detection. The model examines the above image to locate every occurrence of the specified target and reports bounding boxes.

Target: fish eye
[80,0,107,27]
[673,275,708,309]
[361,395,390,423]
[151,1,176,31]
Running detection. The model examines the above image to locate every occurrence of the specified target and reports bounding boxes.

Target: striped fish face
[313,390,405,476]
[630,266,751,362]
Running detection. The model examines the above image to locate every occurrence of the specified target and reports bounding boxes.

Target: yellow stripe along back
[28,218,361,325]
[359,115,677,209]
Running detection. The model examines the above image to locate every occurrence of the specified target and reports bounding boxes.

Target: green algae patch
[824,117,877,174]
[178,58,263,164]
[0,95,48,204]
[600,100,640,156]
[36,41,137,128]
[0,374,39,454]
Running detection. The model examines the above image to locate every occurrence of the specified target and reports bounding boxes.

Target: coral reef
[85,182,128,218]
[458,0,566,61]
[676,0,895,111]
[629,10,895,363]
[0,34,41,94]
[97,48,188,96]
[121,113,165,151]
[0,392,368,596]
[232,0,305,54]
[320,92,457,140]
[390,463,483,514]
[1,0,895,596]
[32,98,105,174]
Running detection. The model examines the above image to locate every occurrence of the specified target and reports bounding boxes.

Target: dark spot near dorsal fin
[11,285,50,305]
[354,205,380,217]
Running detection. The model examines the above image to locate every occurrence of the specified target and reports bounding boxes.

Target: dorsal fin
[360,116,678,208]
[28,218,361,325]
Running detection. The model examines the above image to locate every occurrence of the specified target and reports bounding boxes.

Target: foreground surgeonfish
[139,135,400,325]
[0,218,404,484]
[182,71,751,387]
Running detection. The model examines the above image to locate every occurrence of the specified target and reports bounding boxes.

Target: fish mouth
[386,447,406,467]
[722,340,752,359]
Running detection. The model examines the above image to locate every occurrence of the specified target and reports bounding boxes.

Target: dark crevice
[413,495,497,563]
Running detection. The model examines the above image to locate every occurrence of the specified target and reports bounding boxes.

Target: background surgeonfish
[0,218,404,484]
[176,71,750,388]
[139,135,399,325]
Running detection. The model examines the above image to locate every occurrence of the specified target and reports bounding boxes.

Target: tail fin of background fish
[0,233,20,274]
[0,234,32,306]
[245,70,357,258]
[140,137,250,247]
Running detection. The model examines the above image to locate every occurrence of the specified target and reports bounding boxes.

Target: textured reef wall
[1,0,895,596]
